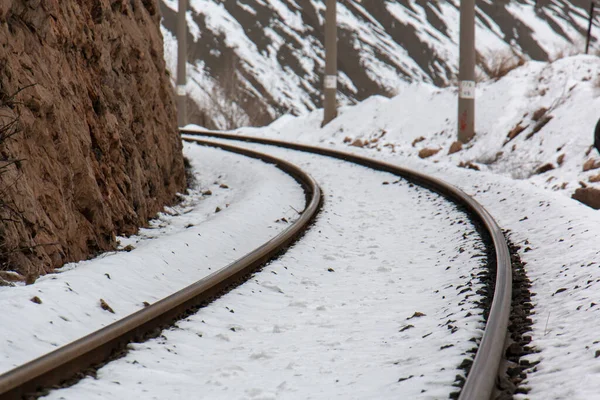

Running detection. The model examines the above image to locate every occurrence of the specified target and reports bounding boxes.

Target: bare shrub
[503,158,549,180]
[189,52,275,130]
[474,150,503,165]
[477,49,526,80]
[550,48,577,62]
[550,39,586,61]
[185,95,212,129]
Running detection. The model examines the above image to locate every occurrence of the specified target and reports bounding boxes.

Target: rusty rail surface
[181,128,512,400]
[0,140,322,400]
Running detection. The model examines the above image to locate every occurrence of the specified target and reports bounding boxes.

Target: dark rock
[407,311,426,319]
[0,0,185,276]
[505,122,527,143]
[535,163,555,174]
[418,148,441,159]
[531,107,548,122]
[572,187,600,209]
[458,161,480,171]
[448,141,462,154]
[506,343,524,358]
[100,298,115,314]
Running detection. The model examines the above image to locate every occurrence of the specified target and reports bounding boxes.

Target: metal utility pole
[458,0,475,143]
[586,1,596,54]
[322,0,338,127]
[177,0,188,127]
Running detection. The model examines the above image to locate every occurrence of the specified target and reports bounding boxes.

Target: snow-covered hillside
[181,54,600,398]
[233,54,600,207]
[159,0,598,129]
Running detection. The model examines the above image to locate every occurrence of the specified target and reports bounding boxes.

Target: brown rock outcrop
[583,158,600,172]
[418,148,441,159]
[572,187,600,209]
[448,141,462,155]
[0,0,185,278]
[411,136,425,147]
[350,138,365,148]
[590,174,600,183]
[504,122,527,144]
[534,163,555,175]
[458,161,480,171]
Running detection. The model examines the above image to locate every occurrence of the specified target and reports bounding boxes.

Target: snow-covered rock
[160,0,598,129]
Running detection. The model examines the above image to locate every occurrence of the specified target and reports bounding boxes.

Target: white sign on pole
[459,80,475,99]
[324,75,337,89]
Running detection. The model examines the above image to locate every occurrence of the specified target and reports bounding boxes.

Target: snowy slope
[25,60,600,397]
[236,55,600,206]
[167,54,600,398]
[42,143,488,400]
[159,0,598,129]
[0,144,305,374]
[2,57,600,400]
[4,3,600,400]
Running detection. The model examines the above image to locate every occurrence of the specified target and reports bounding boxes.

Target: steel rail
[181,128,512,400]
[0,140,322,400]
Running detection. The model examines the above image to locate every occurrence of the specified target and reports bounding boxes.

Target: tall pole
[322,0,337,127]
[177,0,188,127]
[458,0,475,143]
[586,1,596,54]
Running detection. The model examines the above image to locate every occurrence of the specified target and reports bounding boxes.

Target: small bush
[478,49,526,80]
[550,40,586,61]
[188,51,275,130]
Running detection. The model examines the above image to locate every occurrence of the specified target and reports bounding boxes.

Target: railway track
[0,131,515,399]
[0,141,322,400]
[180,129,514,400]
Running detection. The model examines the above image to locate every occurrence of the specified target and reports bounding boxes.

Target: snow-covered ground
[2,39,600,399]
[27,55,600,400]
[43,142,488,399]
[160,2,600,397]
[198,54,600,399]
[0,144,304,374]
[242,55,600,200]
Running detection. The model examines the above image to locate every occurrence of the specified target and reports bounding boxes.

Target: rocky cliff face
[0,0,185,280]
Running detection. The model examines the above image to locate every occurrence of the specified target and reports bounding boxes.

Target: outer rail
[0,140,322,400]
[181,128,512,400]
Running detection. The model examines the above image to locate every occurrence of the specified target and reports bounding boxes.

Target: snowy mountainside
[235,55,600,206]
[159,0,597,129]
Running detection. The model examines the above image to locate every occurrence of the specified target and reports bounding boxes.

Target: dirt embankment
[0,0,185,281]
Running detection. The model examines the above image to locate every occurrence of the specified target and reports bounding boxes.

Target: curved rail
[181,128,512,400]
[0,140,322,400]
